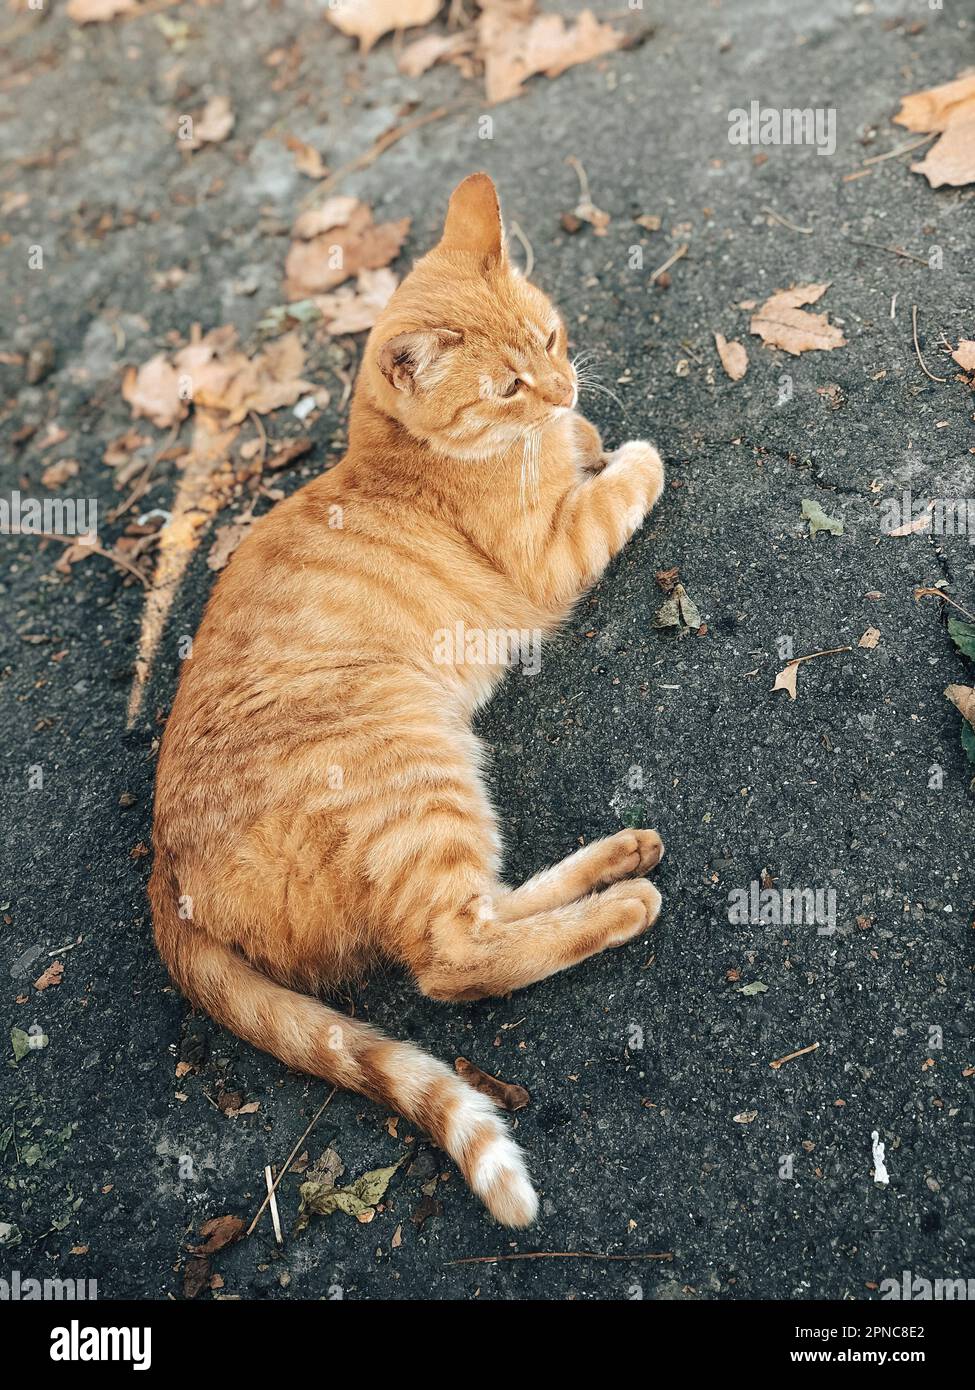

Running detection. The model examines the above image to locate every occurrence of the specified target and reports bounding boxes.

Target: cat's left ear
[378,328,463,393]
[439,172,503,260]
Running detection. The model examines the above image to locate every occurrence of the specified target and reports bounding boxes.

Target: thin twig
[446,1250,674,1266]
[8,527,150,587]
[848,237,928,267]
[565,154,592,205]
[264,1165,284,1247]
[914,587,975,625]
[861,133,936,167]
[770,1041,820,1070]
[246,1088,336,1238]
[508,220,534,279]
[912,304,948,383]
[319,106,457,195]
[761,206,812,235]
[650,243,688,283]
[106,423,181,524]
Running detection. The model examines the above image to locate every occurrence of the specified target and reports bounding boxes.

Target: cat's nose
[556,380,575,408]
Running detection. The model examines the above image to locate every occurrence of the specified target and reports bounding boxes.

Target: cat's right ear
[378,328,463,393]
[439,172,502,260]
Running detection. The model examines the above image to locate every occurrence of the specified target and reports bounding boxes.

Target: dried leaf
[315,267,398,335]
[738,981,768,996]
[750,283,847,356]
[894,72,975,189]
[478,4,624,106]
[714,332,748,381]
[185,96,235,150]
[284,201,410,299]
[285,136,328,180]
[653,582,701,631]
[182,1256,210,1299]
[325,0,444,55]
[297,1155,406,1231]
[122,354,187,429]
[34,961,64,991]
[946,683,975,728]
[802,498,844,537]
[41,459,80,489]
[190,1215,246,1256]
[951,340,975,375]
[733,1109,758,1124]
[454,1057,530,1112]
[67,0,137,22]
[858,627,881,649]
[398,31,475,78]
[773,662,800,700]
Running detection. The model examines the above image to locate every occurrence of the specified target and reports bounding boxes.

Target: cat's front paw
[605,441,665,510]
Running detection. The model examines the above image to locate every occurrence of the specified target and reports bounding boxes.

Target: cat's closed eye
[545,329,557,351]
[501,378,523,398]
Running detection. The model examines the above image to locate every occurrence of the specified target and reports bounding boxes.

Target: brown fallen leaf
[34,960,64,991]
[398,31,476,78]
[325,0,444,54]
[182,1256,210,1299]
[190,1215,246,1256]
[858,627,881,649]
[772,645,852,701]
[285,135,328,180]
[478,3,625,106]
[67,0,137,22]
[714,332,748,381]
[315,267,398,335]
[184,96,235,151]
[894,72,975,189]
[122,355,187,430]
[455,1057,530,1112]
[285,200,410,300]
[41,458,80,489]
[951,339,975,376]
[750,283,847,356]
[946,683,975,727]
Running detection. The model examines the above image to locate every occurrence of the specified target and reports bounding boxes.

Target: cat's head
[365,173,577,460]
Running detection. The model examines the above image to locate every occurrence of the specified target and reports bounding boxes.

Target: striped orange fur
[150,173,666,1226]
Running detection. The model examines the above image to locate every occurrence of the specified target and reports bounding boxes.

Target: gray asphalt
[1,0,973,1300]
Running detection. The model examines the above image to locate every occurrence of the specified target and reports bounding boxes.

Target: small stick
[912,304,948,383]
[793,644,852,667]
[8,527,150,587]
[319,106,456,194]
[246,1088,336,1237]
[770,1041,820,1070]
[650,243,688,283]
[848,237,928,267]
[446,1250,674,1266]
[264,1165,284,1246]
[861,132,936,167]
[106,422,181,524]
[508,220,534,280]
[914,587,975,625]
[761,206,812,235]
[565,154,593,206]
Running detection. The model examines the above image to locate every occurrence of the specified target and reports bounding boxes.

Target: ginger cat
[150,173,666,1227]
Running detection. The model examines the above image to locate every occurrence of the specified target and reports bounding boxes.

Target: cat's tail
[153,902,538,1228]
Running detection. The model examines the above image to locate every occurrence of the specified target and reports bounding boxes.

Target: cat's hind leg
[493,829,663,921]
[415,877,661,1002]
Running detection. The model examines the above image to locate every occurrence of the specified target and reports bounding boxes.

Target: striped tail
[152,898,538,1227]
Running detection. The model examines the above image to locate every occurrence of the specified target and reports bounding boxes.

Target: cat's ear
[378,328,463,393]
[439,172,503,260]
